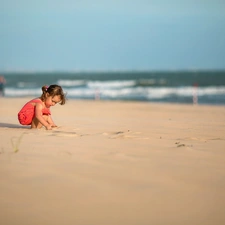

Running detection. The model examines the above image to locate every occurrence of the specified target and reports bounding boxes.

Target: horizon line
[1,68,225,74]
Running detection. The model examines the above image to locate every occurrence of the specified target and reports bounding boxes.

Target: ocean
[1,70,225,105]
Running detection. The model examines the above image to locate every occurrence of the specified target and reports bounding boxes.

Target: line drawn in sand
[102,130,149,140]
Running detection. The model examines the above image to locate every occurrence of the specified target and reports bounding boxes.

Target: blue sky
[1,0,225,71]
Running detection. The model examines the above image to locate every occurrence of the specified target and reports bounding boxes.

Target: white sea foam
[57,79,86,87]
[5,88,41,97]
[4,86,225,102]
[147,86,225,99]
[66,88,95,97]
[87,80,136,89]
[197,86,225,96]
[138,78,167,85]
[17,82,38,88]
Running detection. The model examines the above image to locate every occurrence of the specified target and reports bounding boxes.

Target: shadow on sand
[0,123,28,129]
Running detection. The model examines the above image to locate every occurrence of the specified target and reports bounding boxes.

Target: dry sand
[0,98,225,225]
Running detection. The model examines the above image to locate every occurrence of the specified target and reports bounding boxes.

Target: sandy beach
[0,98,225,225]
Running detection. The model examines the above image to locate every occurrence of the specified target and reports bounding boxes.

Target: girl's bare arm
[35,103,52,129]
[48,115,57,127]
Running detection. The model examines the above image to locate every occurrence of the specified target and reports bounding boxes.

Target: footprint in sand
[179,137,207,142]
[175,141,193,149]
[175,142,186,147]
[103,130,149,140]
[48,130,81,137]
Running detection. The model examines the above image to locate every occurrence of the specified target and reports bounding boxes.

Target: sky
[1,0,225,71]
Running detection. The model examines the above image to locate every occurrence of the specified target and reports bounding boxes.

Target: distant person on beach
[0,76,6,96]
[18,84,66,130]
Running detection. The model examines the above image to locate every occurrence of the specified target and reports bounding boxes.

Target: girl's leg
[31,115,49,129]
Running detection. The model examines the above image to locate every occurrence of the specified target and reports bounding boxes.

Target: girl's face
[45,94,61,107]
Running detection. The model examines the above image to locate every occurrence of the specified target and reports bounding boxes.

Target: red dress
[18,99,51,125]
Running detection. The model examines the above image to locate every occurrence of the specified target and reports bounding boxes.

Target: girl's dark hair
[41,84,66,105]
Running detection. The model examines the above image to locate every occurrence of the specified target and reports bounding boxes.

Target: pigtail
[40,85,48,101]
[42,85,48,93]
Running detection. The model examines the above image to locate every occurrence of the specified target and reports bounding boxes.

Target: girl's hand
[46,125,52,130]
[51,124,57,128]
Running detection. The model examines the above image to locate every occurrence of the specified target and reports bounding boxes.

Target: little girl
[18,84,66,130]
